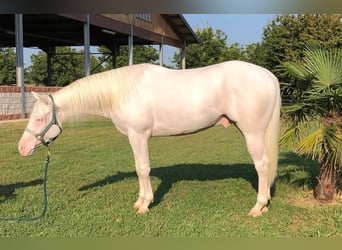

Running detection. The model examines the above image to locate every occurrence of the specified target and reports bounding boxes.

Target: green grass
[0,119,341,237]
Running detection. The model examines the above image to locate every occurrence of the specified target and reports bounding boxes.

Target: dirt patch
[288,190,342,208]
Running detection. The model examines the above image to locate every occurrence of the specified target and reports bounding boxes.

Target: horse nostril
[18,143,23,153]
[18,141,26,155]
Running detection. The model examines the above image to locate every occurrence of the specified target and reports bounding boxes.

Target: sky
[23,14,277,67]
[161,14,276,65]
[184,14,275,46]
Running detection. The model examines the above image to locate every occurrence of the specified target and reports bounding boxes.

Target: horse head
[18,92,62,156]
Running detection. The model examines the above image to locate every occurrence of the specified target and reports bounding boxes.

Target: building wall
[0,86,61,120]
[101,14,179,40]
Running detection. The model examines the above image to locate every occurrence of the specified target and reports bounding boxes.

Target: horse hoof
[248,208,263,217]
[136,207,149,214]
[261,206,268,213]
[133,203,141,210]
[133,199,144,210]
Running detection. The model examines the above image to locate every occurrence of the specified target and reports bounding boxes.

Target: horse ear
[32,92,50,105]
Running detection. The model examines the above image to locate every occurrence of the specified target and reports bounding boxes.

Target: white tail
[265,84,281,187]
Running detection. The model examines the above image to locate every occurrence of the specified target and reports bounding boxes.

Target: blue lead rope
[0,147,50,222]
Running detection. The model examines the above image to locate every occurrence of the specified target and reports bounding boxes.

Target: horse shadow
[79,154,323,208]
[0,179,43,203]
[79,163,261,208]
[278,151,319,189]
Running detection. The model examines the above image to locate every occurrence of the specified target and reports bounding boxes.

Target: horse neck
[52,75,115,121]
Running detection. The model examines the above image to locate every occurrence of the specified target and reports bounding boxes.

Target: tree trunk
[313,162,340,201]
[314,112,342,201]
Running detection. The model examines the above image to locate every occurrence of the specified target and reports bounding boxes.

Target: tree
[225,43,246,62]
[259,14,342,83]
[280,46,342,201]
[98,45,159,70]
[243,43,265,65]
[0,48,16,85]
[173,26,245,68]
[27,47,103,86]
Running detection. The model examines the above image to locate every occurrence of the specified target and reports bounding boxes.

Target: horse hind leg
[244,132,271,217]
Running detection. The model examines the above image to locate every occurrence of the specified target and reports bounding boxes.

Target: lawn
[0,119,341,237]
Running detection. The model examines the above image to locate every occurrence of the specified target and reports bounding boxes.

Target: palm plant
[280,45,342,201]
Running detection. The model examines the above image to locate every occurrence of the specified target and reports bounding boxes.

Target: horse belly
[152,118,217,136]
[151,105,221,136]
[148,81,224,136]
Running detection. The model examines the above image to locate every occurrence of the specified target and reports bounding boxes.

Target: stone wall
[0,86,61,120]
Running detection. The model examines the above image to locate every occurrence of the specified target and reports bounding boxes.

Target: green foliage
[0,48,16,85]
[173,26,245,68]
[243,43,265,65]
[258,14,342,83]
[27,47,104,86]
[98,45,159,70]
[27,51,48,85]
[281,46,342,168]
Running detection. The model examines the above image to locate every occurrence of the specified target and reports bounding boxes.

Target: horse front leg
[128,131,153,214]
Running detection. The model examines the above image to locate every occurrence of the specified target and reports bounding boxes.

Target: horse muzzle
[18,136,36,156]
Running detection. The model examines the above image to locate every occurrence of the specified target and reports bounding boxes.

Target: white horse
[18,61,281,217]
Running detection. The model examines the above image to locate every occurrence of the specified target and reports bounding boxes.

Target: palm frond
[282,102,306,114]
[321,125,342,166]
[295,125,342,166]
[285,62,309,81]
[295,127,323,160]
[280,127,299,148]
[303,46,342,87]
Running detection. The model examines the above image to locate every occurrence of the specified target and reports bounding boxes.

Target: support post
[181,47,186,69]
[112,51,117,69]
[84,14,90,76]
[15,14,25,118]
[46,47,53,86]
[159,42,163,66]
[128,14,134,66]
[112,43,118,69]
[181,39,187,69]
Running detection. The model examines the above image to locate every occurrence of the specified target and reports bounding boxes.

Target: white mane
[52,64,145,119]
